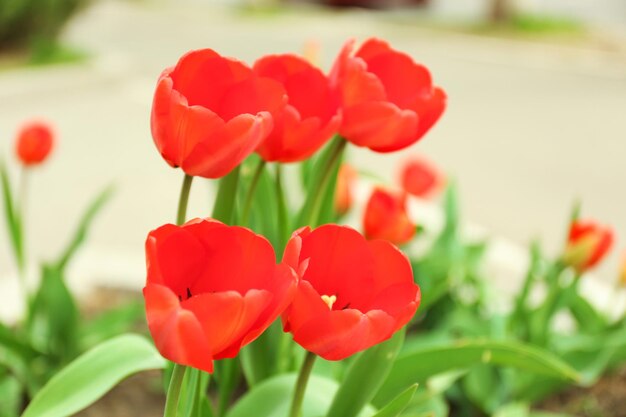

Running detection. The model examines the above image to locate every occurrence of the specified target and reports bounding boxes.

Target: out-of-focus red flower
[282,224,419,360]
[15,121,54,166]
[563,220,614,272]
[151,49,287,178]
[252,54,340,163]
[399,156,443,198]
[335,163,357,216]
[330,38,446,153]
[363,187,416,245]
[143,218,297,372]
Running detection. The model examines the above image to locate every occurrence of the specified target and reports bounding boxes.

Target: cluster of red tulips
[146,37,445,416]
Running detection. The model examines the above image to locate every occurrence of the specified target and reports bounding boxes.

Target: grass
[0,41,87,72]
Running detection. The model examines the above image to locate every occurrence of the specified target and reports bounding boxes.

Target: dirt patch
[538,367,626,417]
[74,370,165,417]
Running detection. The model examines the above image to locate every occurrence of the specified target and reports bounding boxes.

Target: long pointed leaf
[56,186,114,271]
[326,330,405,417]
[0,161,24,271]
[22,334,165,417]
[373,339,580,407]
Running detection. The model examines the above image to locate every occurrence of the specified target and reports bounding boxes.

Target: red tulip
[282,224,420,360]
[335,163,357,216]
[330,38,446,153]
[15,121,54,166]
[363,187,416,245]
[399,156,443,198]
[143,218,297,372]
[151,49,287,178]
[563,220,614,272]
[252,54,340,163]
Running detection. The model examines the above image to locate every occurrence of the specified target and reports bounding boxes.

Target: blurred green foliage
[0,0,88,63]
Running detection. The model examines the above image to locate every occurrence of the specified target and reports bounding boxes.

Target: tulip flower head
[363,187,416,245]
[335,163,358,216]
[253,54,340,163]
[330,38,446,153]
[15,121,54,166]
[282,225,420,360]
[399,156,443,198]
[143,219,298,372]
[563,220,614,273]
[151,49,287,178]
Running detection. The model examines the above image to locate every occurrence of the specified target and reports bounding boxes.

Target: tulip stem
[288,351,317,417]
[307,138,347,227]
[275,164,290,252]
[164,363,187,417]
[177,174,194,226]
[240,159,266,226]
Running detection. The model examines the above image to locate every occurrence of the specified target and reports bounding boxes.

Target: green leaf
[326,330,405,417]
[56,186,114,271]
[370,384,417,417]
[0,373,21,417]
[239,321,281,386]
[27,264,79,361]
[22,334,165,417]
[226,373,375,417]
[212,166,240,225]
[373,339,580,407]
[494,403,530,417]
[296,136,346,228]
[215,358,241,416]
[79,300,145,349]
[0,321,39,361]
[0,161,24,271]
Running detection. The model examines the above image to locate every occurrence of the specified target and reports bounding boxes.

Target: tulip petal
[218,77,287,122]
[340,102,418,152]
[182,289,273,358]
[147,225,206,299]
[298,225,376,311]
[183,113,273,178]
[143,284,213,372]
[151,75,226,166]
[358,47,433,108]
[170,49,251,110]
[293,309,396,361]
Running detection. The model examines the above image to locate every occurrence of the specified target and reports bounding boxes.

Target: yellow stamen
[321,294,337,310]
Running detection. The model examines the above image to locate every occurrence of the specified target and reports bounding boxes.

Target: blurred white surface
[1,0,626,320]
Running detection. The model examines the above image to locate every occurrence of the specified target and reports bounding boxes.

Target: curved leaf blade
[326,330,405,417]
[371,384,417,417]
[226,373,375,417]
[22,334,165,417]
[373,339,580,407]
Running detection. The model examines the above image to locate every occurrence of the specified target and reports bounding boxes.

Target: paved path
[1,0,625,319]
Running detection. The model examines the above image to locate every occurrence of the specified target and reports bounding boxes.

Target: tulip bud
[399,156,443,198]
[363,187,416,245]
[335,163,357,216]
[15,121,54,166]
[562,220,613,272]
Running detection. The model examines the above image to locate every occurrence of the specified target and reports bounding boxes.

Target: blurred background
[1,0,625,320]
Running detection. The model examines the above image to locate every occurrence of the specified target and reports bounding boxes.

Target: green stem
[212,166,241,224]
[307,138,346,227]
[288,352,317,417]
[240,159,266,226]
[16,167,29,300]
[275,164,290,252]
[164,364,187,417]
[177,174,194,226]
